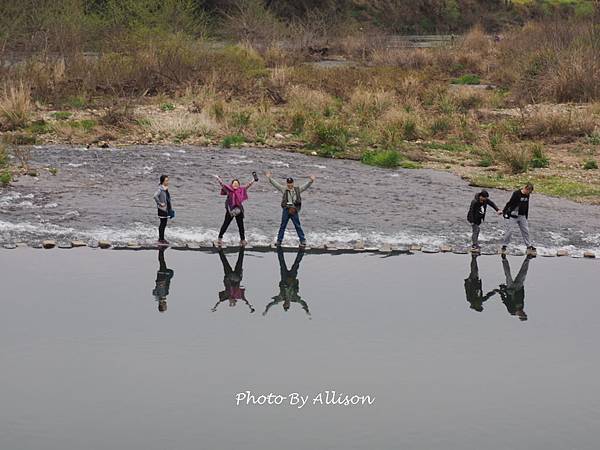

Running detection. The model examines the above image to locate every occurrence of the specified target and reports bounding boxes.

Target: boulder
[42,240,56,249]
[98,240,111,249]
[583,251,596,259]
[71,240,87,247]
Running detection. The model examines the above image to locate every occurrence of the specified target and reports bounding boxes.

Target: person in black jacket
[496,255,533,321]
[501,183,535,253]
[467,190,502,250]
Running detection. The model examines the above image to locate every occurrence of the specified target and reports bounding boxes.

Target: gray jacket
[153,185,171,214]
[269,177,313,210]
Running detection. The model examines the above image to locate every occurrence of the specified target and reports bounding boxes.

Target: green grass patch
[159,103,175,112]
[69,119,97,132]
[27,120,53,135]
[361,149,400,168]
[221,134,245,148]
[530,143,550,168]
[583,159,598,170]
[65,96,87,109]
[469,173,600,201]
[451,74,481,85]
[51,111,73,121]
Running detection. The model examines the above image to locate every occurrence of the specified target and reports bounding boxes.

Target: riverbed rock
[557,249,569,257]
[58,242,72,249]
[187,242,200,250]
[440,245,452,253]
[379,243,392,253]
[127,242,142,250]
[42,240,56,249]
[98,240,111,249]
[409,244,422,252]
[71,240,87,248]
[422,246,439,254]
[3,243,17,249]
[353,240,365,251]
[583,251,596,259]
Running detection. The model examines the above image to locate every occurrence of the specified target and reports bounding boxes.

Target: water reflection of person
[263,247,310,317]
[497,255,533,321]
[152,248,174,313]
[212,248,255,313]
[464,255,497,312]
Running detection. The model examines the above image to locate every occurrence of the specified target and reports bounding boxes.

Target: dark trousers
[158,217,168,241]
[219,211,245,240]
[277,208,305,242]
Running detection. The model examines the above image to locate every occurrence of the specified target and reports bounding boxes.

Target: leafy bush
[222,134,245,148]
[361,150,400,168]
[0,171,11,186]
[583,159,598,170]
[311,121,350,152]
[530,143,550,168]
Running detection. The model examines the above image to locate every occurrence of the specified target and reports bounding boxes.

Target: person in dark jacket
[153,174,173,246]
[265,171,315,247]
[263,247,310,317]
[152,248,174,313]
[467,190,501,250]
[496,255,533,321]
[211,248,254,313]
[464,254,498,312]
[501,183,535,253]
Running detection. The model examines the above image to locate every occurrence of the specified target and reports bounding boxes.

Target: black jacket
[467,195,499,225]
[503,190,529,219]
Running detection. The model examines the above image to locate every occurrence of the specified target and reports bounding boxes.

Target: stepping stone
[526,249,537,257]
[213,241,226,248]
[127,242,142,250]
[3,243,17,249]
[98,240,111,249]
[440,245,452,253]
[481,248,498,256]
[325,243,338,251]
[353,240,365,251]
[583,251,596,259]
[379,243,392,253]
[453,248,469,255]
[409,244,422,252]
[186,243,200,250]
[88,241,99,248]
[42,240,56,249]
[422,246,439,254]
[30,242,43,249]
[16,242,27,248]
[469,247,481,254]
[394,245,410,253]
[58,242,72,249]
[71,240,86,248]
[557,249,569,257]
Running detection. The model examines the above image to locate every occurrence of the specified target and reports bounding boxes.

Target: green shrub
[452,74,481,85]
[478,154,494,167]
[65,96,87,109]
[51,111,73,120]
[69,119,97,132]
[586,132,600,145]
[583,159,598,170]
[530,143,550,168]
[290,112,306,135]
[317,145,343,158]
[311,121,350,152]
[0,171,11,186]
[430,116,452,136]
[402,118,419,141]
[230,111,252,131]
[361,150,400,168]
[222,134,245,148]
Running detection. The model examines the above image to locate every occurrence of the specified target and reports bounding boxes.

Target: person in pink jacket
[213,174,255,247]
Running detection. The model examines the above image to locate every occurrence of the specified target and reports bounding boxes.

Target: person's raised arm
[299,175,316,193]
[214,174,233,192]
[266,171,285,192]
[245,179,255,189]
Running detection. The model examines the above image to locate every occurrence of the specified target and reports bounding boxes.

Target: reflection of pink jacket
[220,184,249,208]
[228,286,244,300]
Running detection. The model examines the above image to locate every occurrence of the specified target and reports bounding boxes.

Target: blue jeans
[277,208,305,242]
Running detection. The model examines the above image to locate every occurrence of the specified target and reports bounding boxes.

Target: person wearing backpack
[265,171,315,247]
[467,190,502,251]
[501,183,536,254]
[214,174,255,247]
[153,174,174,246]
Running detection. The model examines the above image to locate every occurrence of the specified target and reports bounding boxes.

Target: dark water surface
[1,248,599,450]
[1,145,599,255]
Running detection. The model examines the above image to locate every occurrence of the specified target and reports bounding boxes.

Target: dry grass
[0,81,33,130]
[521,109,597,140]
[144,112,218,137]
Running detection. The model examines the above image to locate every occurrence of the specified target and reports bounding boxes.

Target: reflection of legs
[502,258,513,286]
[277,246,288,279]
[218,212,234,239]
[469,255,479,279]
[277,209,290,242]
[502,219,514,246]
[235,214,245,240]
[290,213,306,242]
[289,249,305,278]
[471,224,480,247]
[158,248,167,271]
[517,216,531,247]
[234,247,245,275]
[158,218,168,241]
[513,257,530,289]
[218,249,233,276]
